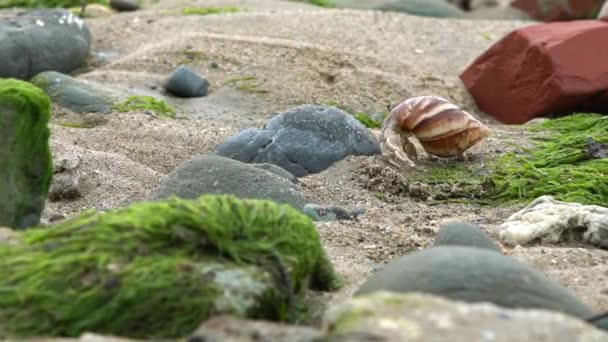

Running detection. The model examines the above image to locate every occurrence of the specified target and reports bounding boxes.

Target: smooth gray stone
[214,104,380,177]
[30,71,113,114]
[110,0,141,11]
[151,155,310,211]
[433,221,501,252]
[374,0,465,18]
[0,9,91,80]
[165,66,209,98]
[356,246,594,321]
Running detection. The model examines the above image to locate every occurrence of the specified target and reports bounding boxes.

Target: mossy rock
[0,78,53,228]
[0,195,341,339]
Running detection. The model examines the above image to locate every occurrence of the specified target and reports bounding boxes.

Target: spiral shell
[380,96,491,159]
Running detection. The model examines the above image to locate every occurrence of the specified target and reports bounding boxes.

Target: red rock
[510,0,604,22]
[460,20,608,124]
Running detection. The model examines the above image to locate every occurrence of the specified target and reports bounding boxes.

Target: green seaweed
[112,95,176,118]
[224,76,269,94]
[402,113,608,206]
[181,6,240,15]
[354,113,381,129]
[0,195,341,339]
[0,78,53,228]
[307,0,336,8]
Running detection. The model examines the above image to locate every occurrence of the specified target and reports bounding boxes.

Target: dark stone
[585,137,608,159]
[30,71,114,114]
[109,0,141,12]
[374,0,465,18]
[0,9,91,80]
[433,221,501,252]
[355,246,594,321]
[165,66,209,98]
[214,104,381,177]
[251,163,298,183]
[460,20,608,124]
[151,155,310,211]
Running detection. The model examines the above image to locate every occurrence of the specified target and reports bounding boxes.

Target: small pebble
[165,66,209,98]
[110,0,140,12]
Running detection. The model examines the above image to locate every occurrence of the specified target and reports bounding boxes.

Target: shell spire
[379,96,491,167]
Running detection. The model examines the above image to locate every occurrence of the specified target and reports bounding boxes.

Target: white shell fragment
[499,196,608,247]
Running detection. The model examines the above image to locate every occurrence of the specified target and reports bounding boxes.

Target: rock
[48,172,81,202]
[214,104,380,177]
[75,4,116,18]
[355,245,595,321]
[151,155,311,211]
[187,315,322,342]
[599,0,608,19]
[251,163,298,183]
[164,66,209,98]
[302,204,366,222]
[323,292,608,341]
[30,71,114,114]
[0,9,91,80]
[499,195,608,247]
[460,20,608,124]
[0,79,53,229]
[433,221,502,252]
[373,0,465,17]
[109,0,140,12]
[510,0,604,22]
[0,195,341,338]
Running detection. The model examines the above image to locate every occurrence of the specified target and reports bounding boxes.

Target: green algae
[396,113,608,207]
[324,101,387,128]
[112,95,176,118]
[0,195,340,339]
[224,76,269,94]
[0,78,53,228]
[181,6,240,16]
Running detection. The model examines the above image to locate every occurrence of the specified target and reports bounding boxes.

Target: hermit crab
[379,95,491,167]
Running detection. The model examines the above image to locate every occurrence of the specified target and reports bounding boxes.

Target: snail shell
[380,96,491,159]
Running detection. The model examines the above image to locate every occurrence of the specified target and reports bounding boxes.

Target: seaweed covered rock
[0,78,53,229]
[213,105,380,177]
[323,292,608,341]
[30,71,114,114]
[0,195,341,339]
[355,246,595,321]
[0,9,91,80]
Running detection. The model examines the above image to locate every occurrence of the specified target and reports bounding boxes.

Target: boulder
[109,0,141,12]
[151,155,311,211]
[0,9,91,80]
[355,245,595,321]
[510,0,604,22]
[323,292,608,341]
[460,20,608,124]
[0,195,341,339]
[213,104,380,177]
[433,221,502,252]
[0,79,53,229]
[30,71,114,114]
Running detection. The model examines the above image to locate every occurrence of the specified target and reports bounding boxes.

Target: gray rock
[48,172,81,202]
[0,79,53,229]
[214,104,381,177]
[30,71,114,114]
[374,0,465,18]
[303,204,366,222]
[251,163,298,183]
[0,9,91,80]
[324,292,608,341]
[188,315,322,342]
[151,155,310,211]
[165,66,209,98]
[355,246,595,321]
[433,221,501,252]
[109,0,141,11]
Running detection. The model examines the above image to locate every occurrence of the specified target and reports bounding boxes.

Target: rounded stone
[165,66,209,98]
[109,0,140,12]
[355,245,594,321]
[433,221,501,252]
